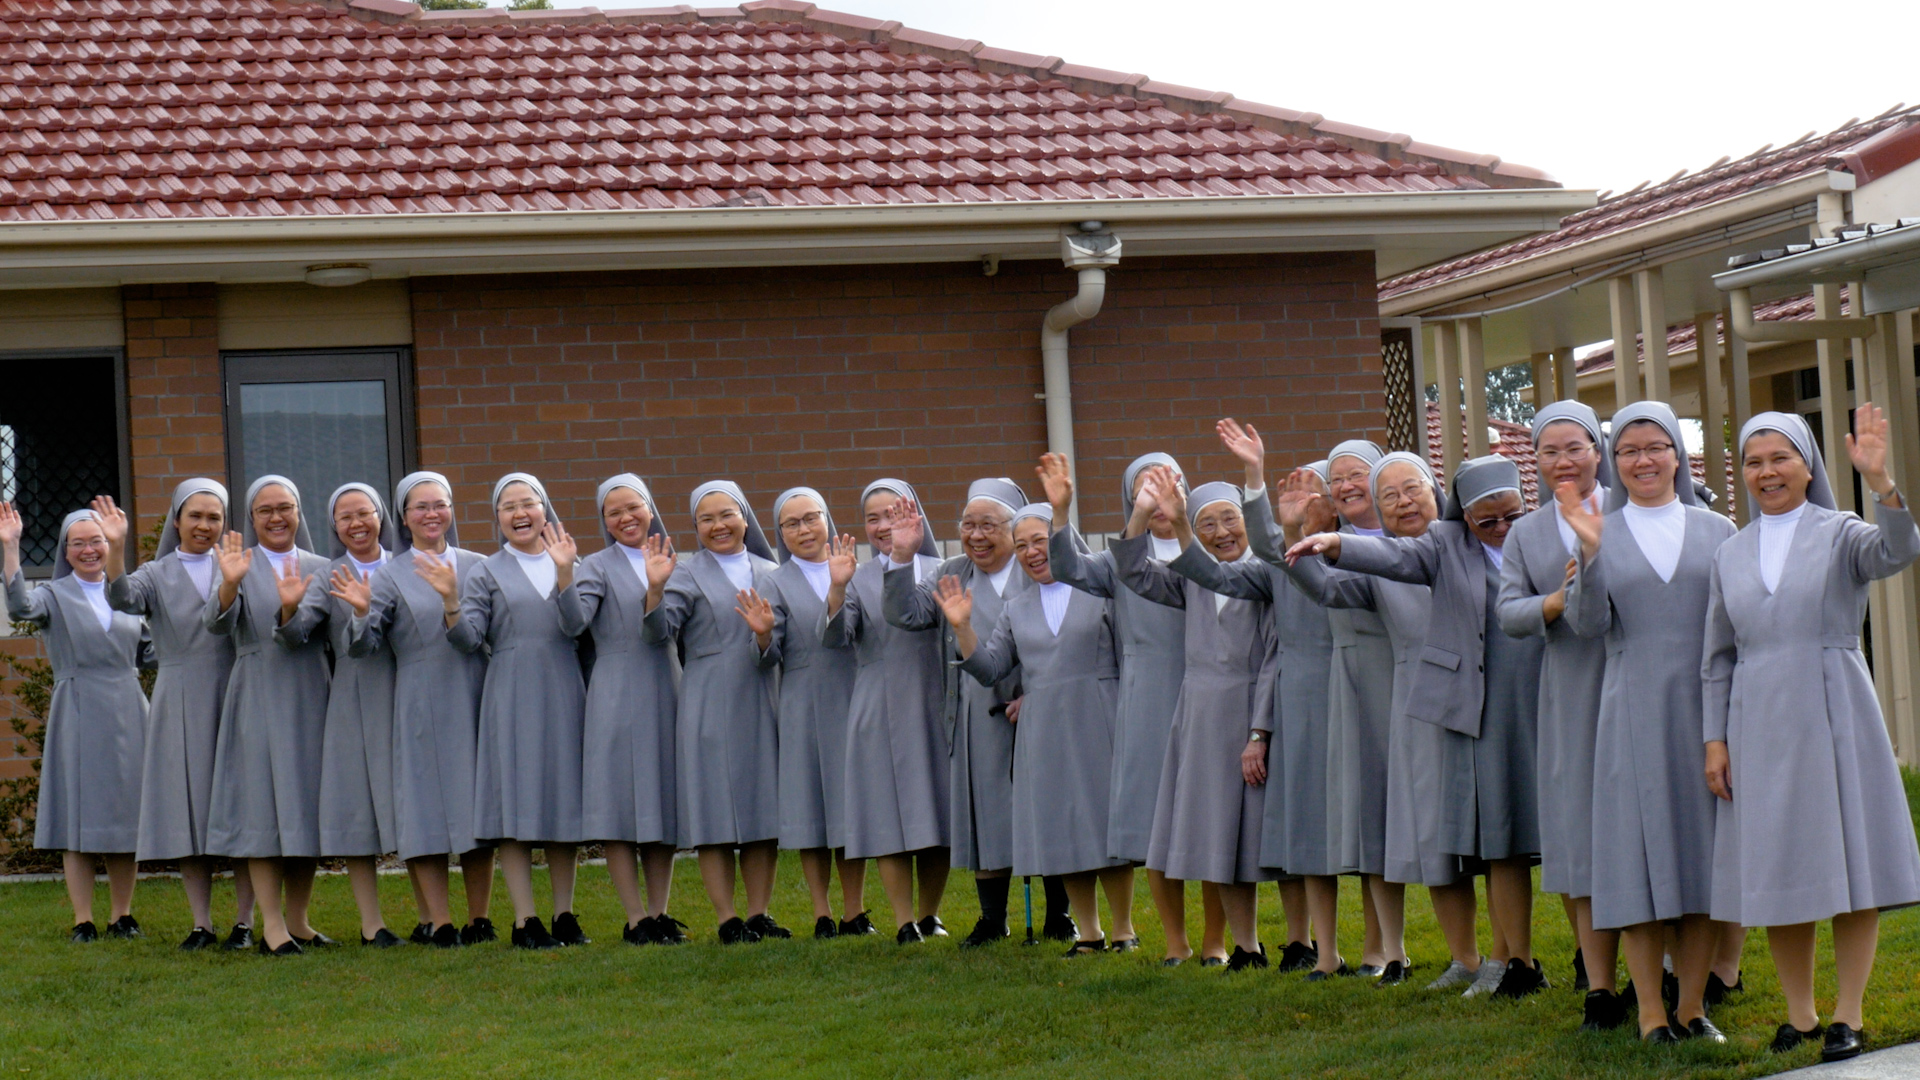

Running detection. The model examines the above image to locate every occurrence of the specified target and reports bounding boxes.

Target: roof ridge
[278,0,1554,189]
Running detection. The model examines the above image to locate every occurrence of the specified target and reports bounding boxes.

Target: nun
[2,504,150,942]
[317,482,402,947]
[1044,452,1229,966]
[745,486,863,939]
[935,501,1132,956]
[1494,400,1616,1010]
[347,472,495,948]
[1703,405,1920,1062]
[1116,465,1279,972]
[204,475,333,956]
[565,476,684,946]
[446,473,589,950]
[101,483,250,950]
[640,480,785,945]
[821,479,951,944]
[1557,401,1734,1042]
[1287,455,1546,998]
[883,479,1061,943]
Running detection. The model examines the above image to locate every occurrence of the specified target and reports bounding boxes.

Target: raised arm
[1110,533,1186,609]
[271,562,330,649]
[1046,528,1118,598]
[445,562,496,654]
[881,556,943,631]
[742,584,781,669]
[1495,527,1551,639]
[202,534,250,635]
[1167,541,1273,602]
[956,602,1018,688]
[639,563,697,646]
[347,562,402,659]
[563,554,609,631]
[1277,551,1378,612]
[2,567,51,627]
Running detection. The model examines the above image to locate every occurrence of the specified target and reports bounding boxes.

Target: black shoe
[1276,939,1318,973]
[1226,944,1269,972]
[959,917,1009,948]
[838,911,877,937]
[1822,1022,1865,1063]
[361,928,405,948]
[105,915,142,940]
[652,914,689,945]
[717,917,759,945]
[257,937,303,957]
[896,921,924,945]
[409,921,432,945]
[1642,1023,1682,1044]
[1581,989,1628,1031]
[1162,956,1185,968]
[1110,937,1140,953]
[1374,960,1409,987]
[813,915,838,940]
[1305,963,1353,982]
[744,913,791,940]
[1770,1023,1822,1054]
[1682,1016,1727,1044]
[1572,947,1589,991]
[222,923,254,951]
[917,915,948,938]
[550,912,589,946]
[69,921,98,943]
[430,923,462,948]
[178,927,220,951]
[510,917,560,950]
[460,917,497,945]
[293,931,338,949]
[623,917,654,945]
[1064,937,1107,958]
[1492,958,1549,999]
[1704,970,1744,1007]
[1041,912,1078,943]
[1200,956,1226,968]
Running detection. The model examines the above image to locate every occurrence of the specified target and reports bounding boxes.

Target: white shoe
[1461,960,1505,998]
[1425,959,1477,990]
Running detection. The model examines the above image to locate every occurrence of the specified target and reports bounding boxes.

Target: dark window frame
[219,346,418,515]
[0,346,132,578]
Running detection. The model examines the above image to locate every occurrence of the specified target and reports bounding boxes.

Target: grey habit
[7,510,152,853]
[446,473,589,845]
[1495,400,1612,899]
[569,474,679,847]
[316,482,399,857]
[1704,413,1920,926]
[107,478,236,861]
[1564,403,1732,928]
[1045,452,1189,865]
[349,470,489,860]
[640,480,779,849]
[205,475,333,859]
[821,478,950,860]
[881,477,1030,873]
[760,486,857,850]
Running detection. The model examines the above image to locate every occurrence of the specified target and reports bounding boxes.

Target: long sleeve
[202,571,243,636]
[1330,530,1443,586]
[563,556,608,634]
[1243,492,1287,567]
[1167,542,1274,602]
[1845,502,1920,582]
[446,563,494,654]
[106,563,157,617]
[1250,608,1281,736]
[1047,528,1117,598]
[4,571,50,627]
[1561,546,1611,639]
[757,578,789,670]
[348,565,401,659]
[820,577,860,650]
[639,563,697,645]
[1701,556,1736,744]
[1278,552,1377,611]
[271,570,330,649]
[553,581,590,639]
[881,559,942,631]
[1495,527,1551,639]
[957,606,1018,688]
[1109,534,1185,609]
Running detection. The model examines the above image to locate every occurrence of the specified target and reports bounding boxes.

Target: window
[222,348,415,528]
[0,350,130,574]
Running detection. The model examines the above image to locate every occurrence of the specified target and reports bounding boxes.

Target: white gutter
[1042,225,1122,529]
[1726,287,1876,342]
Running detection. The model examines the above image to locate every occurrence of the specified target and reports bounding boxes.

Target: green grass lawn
[3,845,1917,1080]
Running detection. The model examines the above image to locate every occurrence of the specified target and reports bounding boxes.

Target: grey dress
[641,548,780,849]
[569,546,679,847]
[1496,503,1607,898]
[350,547,488,860]
[959,583,1126,878]
[205,549,332,859]
[7,574,150,853]
[821,556,950,859]
[447,550,590,845]
[762,558,856,850]
[318,553,397,857]
[1566,505,1733,929]
[108,554,234,861]
[1046,531,1187,864]
[1704,502,1920,926]
[1112,535,1278,885]
[883,556,1026,873]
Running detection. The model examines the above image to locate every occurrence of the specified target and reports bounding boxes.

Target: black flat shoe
[717,917,759,945]
[1581,989,1628,1031]
[178,927,220,951]
[69,921,97,943]
[1822,1022,1865,1062]
[1703,970,1744,1007]
[1572,947,1588,991]
[1276,940,1318,973]
[460,917,497,945]
[959,917,1009,948]
[1225,945,1269,973]
[1770,1023,1821,1053]
[293,931,338,949]
[409,921,432,945]
[222,923,254,951]
[1374,960,1409,987]
[745,913,791,940]
[1305,963,1353,982]
[1682,1017,1727,1044]
[1492,958,1549,999]
[838,911,877,937]
[896,921,924,945]
[429,923,462,948]
[1200,956,1227,968]
[550,912,589,946]
[1641,1023,1682,1045]
[623,917,653,945]
[652,914,689,945]
[511,917,560,950]
[361,928,405,948]
[917,915,948,939]
[105,915,142,940]
[1064,937,1107,958]
[813,915,838,940]
[257,938,303,957]
[1110,937,1140,953]
[1041,912,1078,943]
[1162,956,1186,968]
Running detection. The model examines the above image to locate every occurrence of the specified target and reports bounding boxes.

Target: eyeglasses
[66,537,108,550]
[253,503,297,518]
[779,510,825,533]
[958,517,1008,536]
[1614,443,1675,463]
[334,509,379,526]
[1375,484,1429,510]
[1536,443,1595,466]
[499,499,544,515]
[408,501,452,515]
[697,508,743,526]
[1469,511,1527,531]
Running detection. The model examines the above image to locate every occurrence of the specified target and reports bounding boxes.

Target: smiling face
[65,518,108,581]
[1194,501,1247,561]
[1130,470,1179,540]
[1373,461,1437,538]
[404,481,452,553]
[862,490,899,556]
[1613,419,1679,507]
[332,490,382,561]
[175,492,225,556]
[602,486,654,550]
[495,481,548,552]
[958,497,1014,573]
[695,491,747,555]
[1013,517,1052,584]
[250,483,300,553]
[1326,454,1380,530]
[1536,420,1600,498]
[1463,489,1524,550]
[777,494,830,562]
[1742,431,1812,516]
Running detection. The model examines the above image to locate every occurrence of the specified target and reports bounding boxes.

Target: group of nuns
[6,396,1916,1057]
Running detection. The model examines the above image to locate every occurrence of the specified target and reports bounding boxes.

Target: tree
[1423,364,1537,425]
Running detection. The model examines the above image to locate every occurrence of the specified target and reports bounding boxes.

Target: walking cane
[1021,876,1037,945]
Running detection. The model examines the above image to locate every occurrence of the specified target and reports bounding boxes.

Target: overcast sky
[486,0,1915,194]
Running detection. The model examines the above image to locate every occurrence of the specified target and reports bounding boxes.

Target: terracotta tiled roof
[1574,294,1814,375]
[0,0,1552,222]
[1380,105,1920,300]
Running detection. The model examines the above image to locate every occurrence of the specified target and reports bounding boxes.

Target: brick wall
[0,636,42,784]
[409,252,1385,547]
[122,283,224,529]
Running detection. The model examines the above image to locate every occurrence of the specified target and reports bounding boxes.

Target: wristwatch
[1248,731,1267,743]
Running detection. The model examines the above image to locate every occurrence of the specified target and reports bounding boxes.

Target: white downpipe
[1041,266,1107,530]
[1728,287,1876,342]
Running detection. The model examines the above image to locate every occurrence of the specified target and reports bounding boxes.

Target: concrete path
[1777,1040,1920,1077]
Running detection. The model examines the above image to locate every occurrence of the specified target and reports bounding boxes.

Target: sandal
[1063,937,1107,958]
